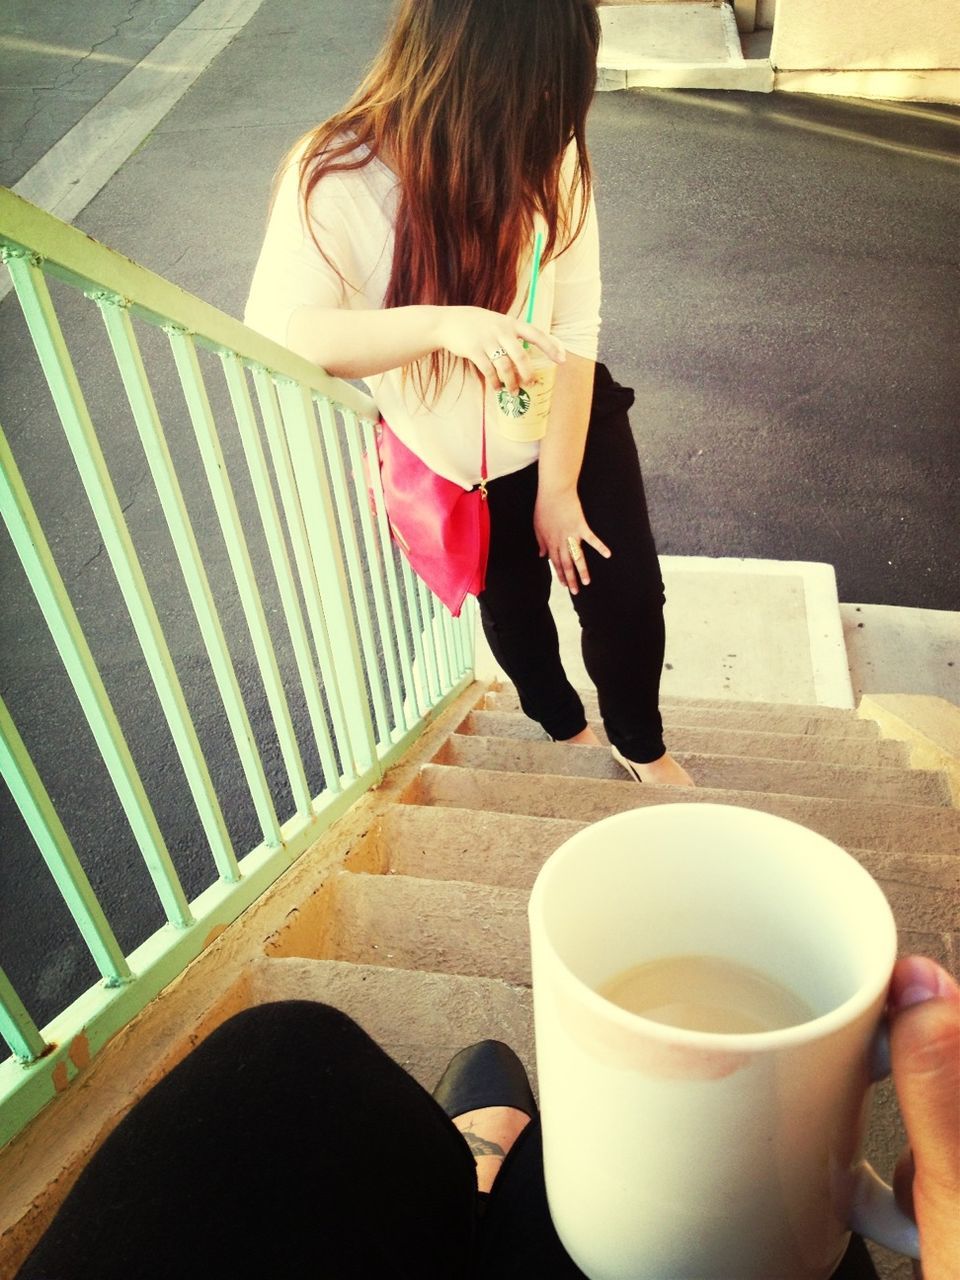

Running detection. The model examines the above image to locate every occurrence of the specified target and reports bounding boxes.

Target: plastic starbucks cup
[488,348,557,442]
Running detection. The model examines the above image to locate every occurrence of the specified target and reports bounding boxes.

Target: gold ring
[567,536,584,561]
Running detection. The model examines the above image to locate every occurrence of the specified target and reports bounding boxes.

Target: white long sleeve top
[244,145,602,488]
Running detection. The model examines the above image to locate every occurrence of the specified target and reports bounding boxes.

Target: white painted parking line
[2,0,264,301]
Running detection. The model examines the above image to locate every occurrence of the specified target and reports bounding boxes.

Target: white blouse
[244,145,602,489]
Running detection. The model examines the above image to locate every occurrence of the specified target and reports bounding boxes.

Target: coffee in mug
[598,954,815,1034]
[528,803,920,1280]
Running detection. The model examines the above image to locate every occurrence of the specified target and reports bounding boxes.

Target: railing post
[0,695,136,982]
[93,298,287,848]
[275,378,377,778]
[0,969,47,1064]
[3,248,237,883]
[249,365,345,787]
[0,420,193,927]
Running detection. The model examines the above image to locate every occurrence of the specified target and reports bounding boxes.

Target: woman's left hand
[534,487,611,595]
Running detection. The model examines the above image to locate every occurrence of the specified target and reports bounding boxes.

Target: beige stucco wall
[771,0,960,70]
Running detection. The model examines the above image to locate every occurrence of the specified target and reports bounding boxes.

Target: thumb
[889,956,960,1280]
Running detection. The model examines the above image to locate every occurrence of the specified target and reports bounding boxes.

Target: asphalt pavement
[1,0,958,1029]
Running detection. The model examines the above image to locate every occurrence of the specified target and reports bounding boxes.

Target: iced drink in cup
[490,230,556,442]
[489,350,557,442]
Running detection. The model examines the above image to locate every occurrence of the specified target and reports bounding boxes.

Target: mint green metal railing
[0,188,478,1147]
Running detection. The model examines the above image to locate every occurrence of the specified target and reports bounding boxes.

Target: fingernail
[893,956,957,1009]
[900,983,938,1009]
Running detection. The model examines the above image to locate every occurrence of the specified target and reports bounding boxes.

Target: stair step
[380,805,583,889]
[302,861,958,992]
[377,807,960,935]
[323,871,531,984]
[250,956,534,1093]
[459,710,909,769]
[434,736,949,807]
[413,765,960,856]
[482,690,883,740]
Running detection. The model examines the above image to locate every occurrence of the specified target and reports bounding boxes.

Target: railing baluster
[444,608,458,680]
[0,421,193,928]
[435,593,453,696]
[399,559,432,711]
[249,366,343,788]
[94,300,283,849]
[417,578,444,697]
[343,410,405,737]
[450,604,465,678]
[361,418,418,726]
[0,969,47,1064]
[275,379,377,778]
[462,598,478,671]
[0,694,136,980]
[314,396,391,746]
[4,250,236,879]
[212,352,317,814]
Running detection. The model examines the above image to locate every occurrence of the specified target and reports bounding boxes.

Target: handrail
[0,187,377,420]
[0,189,475,1148]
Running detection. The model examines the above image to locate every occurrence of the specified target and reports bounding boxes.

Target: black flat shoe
[432,1040,538,1121]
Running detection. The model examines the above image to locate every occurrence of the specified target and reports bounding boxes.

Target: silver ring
[567,536,584,561]
[489,347,508,362]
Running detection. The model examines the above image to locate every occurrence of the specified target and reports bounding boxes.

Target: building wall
[770,0,960,71]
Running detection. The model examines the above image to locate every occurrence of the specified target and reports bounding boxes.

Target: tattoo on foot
[462,1131,506,1159]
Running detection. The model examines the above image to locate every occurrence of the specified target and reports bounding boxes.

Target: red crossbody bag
[372,403,490,618]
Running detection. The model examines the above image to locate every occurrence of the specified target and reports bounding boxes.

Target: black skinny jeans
[16,1002,881,1279]
[479,363,667,762]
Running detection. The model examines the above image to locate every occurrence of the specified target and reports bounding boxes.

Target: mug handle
[847,1026,920,1258]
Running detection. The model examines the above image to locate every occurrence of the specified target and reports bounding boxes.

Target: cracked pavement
[0,0,202,187]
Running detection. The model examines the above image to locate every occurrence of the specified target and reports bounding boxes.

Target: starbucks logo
[497,387,531,418]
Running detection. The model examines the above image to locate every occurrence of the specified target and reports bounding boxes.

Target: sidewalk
[1,0,957,707]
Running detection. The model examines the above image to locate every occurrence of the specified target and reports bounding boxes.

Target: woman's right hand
[889,955,960,1279]
[432,306,565,394]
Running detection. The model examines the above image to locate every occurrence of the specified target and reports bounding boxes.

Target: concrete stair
[259,682,957,1277]
[264,685,959,1075]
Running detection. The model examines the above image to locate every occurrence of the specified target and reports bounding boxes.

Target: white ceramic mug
[528,803,920,1280]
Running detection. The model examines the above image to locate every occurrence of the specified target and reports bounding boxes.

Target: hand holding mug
[889,956,960,1280]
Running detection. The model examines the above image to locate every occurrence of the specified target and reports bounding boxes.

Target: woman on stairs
[243,0,693,787]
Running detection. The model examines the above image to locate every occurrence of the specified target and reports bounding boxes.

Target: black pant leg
[571,364,667,763]
[478,462,587,742]
[17,1003,477,1280]
[474,1118,587,1278]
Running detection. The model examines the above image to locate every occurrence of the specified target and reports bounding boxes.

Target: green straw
[522,231,544,349]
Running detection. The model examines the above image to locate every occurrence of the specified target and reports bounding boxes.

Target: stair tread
[295,863,959,991]
[413,764,960,855]
[249,956,534,1092]
[436,736,949,806]
[325,870,530,984]
[376,806,959,934]
[493,689,863,718]
[459,711,909,768]
[483,690,882,740]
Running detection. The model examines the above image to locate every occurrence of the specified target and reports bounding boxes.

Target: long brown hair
[294,0,601,395]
